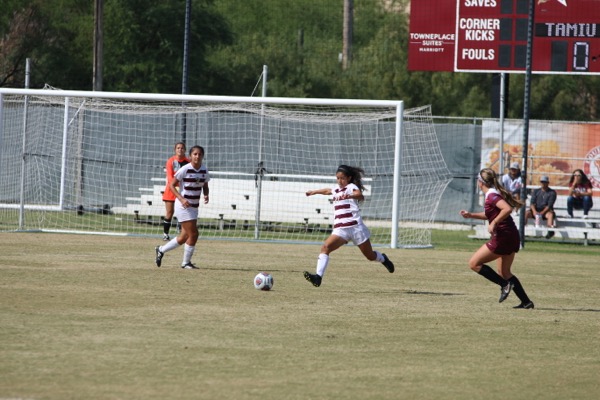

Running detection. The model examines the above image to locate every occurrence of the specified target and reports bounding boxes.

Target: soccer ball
[253,272,274,291]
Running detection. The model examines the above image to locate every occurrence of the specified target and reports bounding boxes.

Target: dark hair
[173,142,186,152]
[568,169,590,186]
[479,168,524,208]
[336,165,366,192]
[189,145,205,156]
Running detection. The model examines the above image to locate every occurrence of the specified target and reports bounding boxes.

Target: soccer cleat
[545,230,555,239]
[381,253,395,273]
[499,281,513,303]
[303,271,322,287]
[181,262,199,269]
[155,246,164,267]
[163,233,170,241]
[513,301,535,309]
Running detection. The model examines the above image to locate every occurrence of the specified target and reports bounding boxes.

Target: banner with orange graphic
[482,120,600,191]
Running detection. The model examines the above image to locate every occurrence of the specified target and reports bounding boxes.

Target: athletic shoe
[155,246,164,267]
[513,301,534,309]
[499,281,513,303]
[545,230,555,239]
[565,214,573,218]
[303,271,322,287]
[583,215,588,219]
[381,253,395,273]
[163,233,170,241]
[182,262,199,269]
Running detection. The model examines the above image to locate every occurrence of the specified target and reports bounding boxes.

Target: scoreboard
[533,0,600,73]
[408,0,600,74]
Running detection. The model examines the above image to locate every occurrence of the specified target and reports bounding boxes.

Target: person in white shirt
[155,145,210,270]
[501,162,523,201]
[303,165,395,287]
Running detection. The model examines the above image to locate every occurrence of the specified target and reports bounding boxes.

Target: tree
[0,1,47,87]
[102,0,232,93]
[1,0,232,93]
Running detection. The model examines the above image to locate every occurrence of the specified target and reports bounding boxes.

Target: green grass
[1,232,599,399]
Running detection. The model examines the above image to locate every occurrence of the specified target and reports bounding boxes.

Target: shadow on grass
[536,307,600,313]
[404,290,464,296]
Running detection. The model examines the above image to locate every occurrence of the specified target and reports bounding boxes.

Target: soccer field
[1,232,599,400]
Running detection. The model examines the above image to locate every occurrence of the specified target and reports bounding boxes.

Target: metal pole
[59,98,70,210]
[19,58,31,229]
[182,0,191,96]
[499,72,506,175]
[342,0,353,70]
[390,101,404,248]
[254,65,268,240]
[518,0,535,248]
[93,0,104,91]
[181,0,191,143]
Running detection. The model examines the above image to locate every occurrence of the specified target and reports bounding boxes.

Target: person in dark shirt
[460,168,534,309]
[525,175,557,234]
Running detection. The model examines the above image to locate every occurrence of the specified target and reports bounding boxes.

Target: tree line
[1,0,598,120]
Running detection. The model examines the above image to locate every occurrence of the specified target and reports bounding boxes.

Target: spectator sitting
[525,175,557,238]
[566,169,594,219]
[501,162,523,201]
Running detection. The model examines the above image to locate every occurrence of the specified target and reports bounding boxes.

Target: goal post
[0,88,451,248]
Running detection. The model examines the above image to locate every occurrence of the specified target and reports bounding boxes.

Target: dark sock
[509,275,531,304]
[477,264,508,287]
[163,218,172,235]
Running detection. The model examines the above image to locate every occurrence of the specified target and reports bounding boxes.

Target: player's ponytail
[479,168,524,208]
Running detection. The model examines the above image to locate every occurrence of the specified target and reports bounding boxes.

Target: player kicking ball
[303,165,394,287]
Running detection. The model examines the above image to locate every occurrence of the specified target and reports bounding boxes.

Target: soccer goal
[0,88,451,248]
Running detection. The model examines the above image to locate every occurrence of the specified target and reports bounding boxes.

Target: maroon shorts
[486,231,520,255]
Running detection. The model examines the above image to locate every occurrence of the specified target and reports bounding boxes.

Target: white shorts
[332,222,371,246]
[174,201,198,222]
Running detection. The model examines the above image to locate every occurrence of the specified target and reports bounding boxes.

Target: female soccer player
[460,168,534,309]
[155,145,209,269]
[162,142,189,241]
[303,165,394,287]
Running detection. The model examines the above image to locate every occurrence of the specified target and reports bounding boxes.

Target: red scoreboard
[408,0,600,74]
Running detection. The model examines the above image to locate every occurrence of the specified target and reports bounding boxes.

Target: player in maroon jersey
[460,168,534,309]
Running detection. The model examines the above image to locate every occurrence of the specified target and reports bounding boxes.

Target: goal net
[0,88,451,248]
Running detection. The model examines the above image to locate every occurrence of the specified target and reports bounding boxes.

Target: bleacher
[112,172,371,231]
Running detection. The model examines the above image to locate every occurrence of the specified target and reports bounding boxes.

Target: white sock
[182,244,195,265]
[373,251,384,263]
[160,237,180,254]
[316,253,329,277]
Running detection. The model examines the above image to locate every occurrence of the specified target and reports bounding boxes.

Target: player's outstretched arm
[306,188,333,196]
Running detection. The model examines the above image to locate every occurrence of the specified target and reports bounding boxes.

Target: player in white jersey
[303,165,395,287]
[155,145,210,269]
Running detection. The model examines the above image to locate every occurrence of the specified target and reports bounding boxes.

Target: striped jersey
[332,183,363,229]
[173,163,210,208]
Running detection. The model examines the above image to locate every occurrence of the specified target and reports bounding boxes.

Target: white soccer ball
[254,272,274,291]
